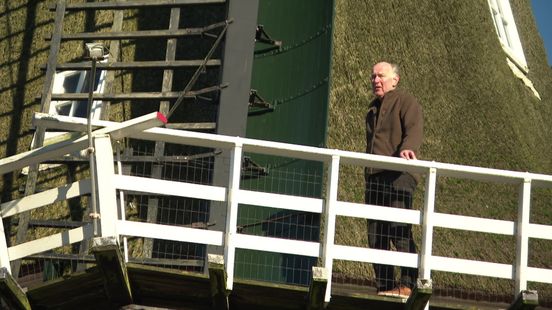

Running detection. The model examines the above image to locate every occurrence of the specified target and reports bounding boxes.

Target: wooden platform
[21,262,518,310]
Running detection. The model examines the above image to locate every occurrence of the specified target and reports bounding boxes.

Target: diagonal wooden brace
[405,278,432,310]
[0,267,31,310]
[90,237,132,306]
[208,254,229,310]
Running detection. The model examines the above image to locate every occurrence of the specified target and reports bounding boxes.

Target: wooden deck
[1,237,539,309]
[20,263,519,310]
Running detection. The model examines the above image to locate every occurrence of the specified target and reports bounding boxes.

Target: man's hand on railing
[400,149,417,160]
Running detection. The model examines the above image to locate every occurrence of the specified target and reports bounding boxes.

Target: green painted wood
[247,0,333,147]
[237,0,335,286]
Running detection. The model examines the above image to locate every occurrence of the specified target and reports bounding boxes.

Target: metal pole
[87,57,99,235]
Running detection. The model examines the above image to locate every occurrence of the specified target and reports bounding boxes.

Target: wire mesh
[240,154,323,198]
[238,154,322,241]
[235,154,323,286]
[235,249,316,286]
[16,247,95,290]
[333,163,552,306]
[430,271,515,306]
[117,140,214,273]
[6,137,551,306]
[10,163,94,287]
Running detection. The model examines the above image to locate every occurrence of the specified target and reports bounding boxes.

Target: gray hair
[390,63,400,76]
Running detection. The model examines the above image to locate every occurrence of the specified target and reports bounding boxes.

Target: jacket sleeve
[400,97,423,154]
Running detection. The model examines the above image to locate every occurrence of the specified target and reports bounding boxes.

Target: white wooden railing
[0,112,551,305]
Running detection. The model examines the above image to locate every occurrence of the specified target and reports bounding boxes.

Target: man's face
[371,62,399,98]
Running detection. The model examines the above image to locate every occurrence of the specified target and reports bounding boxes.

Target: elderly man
[365,61,423,298]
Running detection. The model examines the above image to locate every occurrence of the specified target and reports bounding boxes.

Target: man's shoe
[377,285,412,298]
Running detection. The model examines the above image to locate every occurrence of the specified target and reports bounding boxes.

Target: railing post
[93,134,118,238]
[321,155,340,303]
[223,140,242,291]
[0,215,11,273]
[115,142,129,263]
[515,177,531,293]
[419,168,437,281]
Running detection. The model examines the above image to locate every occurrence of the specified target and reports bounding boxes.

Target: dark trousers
[365,176,418,291]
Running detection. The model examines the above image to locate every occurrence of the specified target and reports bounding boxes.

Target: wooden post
[515,178,531,293]
[0,267,31,310]
[321,155,340,302]
[0,214,11,273]
[94,135,118,237]
[208,254,229,310]
[507,290,538,310]
[307,267,328,310]
[419,168,437,280]
[223,142,242,291]
[90,236,132,305]
[405,279,432,310]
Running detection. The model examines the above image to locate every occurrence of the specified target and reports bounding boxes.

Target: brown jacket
[365,88,423,189]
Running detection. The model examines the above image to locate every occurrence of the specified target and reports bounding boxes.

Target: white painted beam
[528,223,552,240]
[117,220,223,246]
[233,234,320,257]
[527,267,552,284]
[433,213,515,235]
[333,245,418,268]
[94,135,118,237]
[0,112,166,175]
[238,189,323,213]
[420,168,437,280]
[8,225,93,261]
[223,143,242,291]
[322,155,339,302]
[430,255,513,279]
[515,179,532,292]
[0,180,91,217]
[32,112,552,189]
[113,175,226,202]
[336,201,421,225]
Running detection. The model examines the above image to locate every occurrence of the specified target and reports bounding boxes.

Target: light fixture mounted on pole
[84,42,106,236]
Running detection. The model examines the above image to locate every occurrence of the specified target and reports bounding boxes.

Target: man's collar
[381,88,398,100]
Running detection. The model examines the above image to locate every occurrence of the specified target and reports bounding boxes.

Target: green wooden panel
[235,0,334,285]
[247,0,333,146]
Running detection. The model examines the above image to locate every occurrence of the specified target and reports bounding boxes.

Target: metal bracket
[242,156,268,179]
[248,89,272,109]
[255,24,282,47]
[248,89,274,115]
[255,24,282,54]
